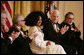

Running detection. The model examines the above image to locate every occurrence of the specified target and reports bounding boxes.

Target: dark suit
[60,21,83,54]
[42,19,62,44]
[1,31,12,54]
[9,26,32,54]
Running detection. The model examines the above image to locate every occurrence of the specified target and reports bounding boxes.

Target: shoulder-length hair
[25,11,46,26]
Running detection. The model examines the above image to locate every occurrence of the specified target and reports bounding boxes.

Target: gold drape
[11,1,46,18]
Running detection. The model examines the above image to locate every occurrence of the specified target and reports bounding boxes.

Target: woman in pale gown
[25,11,66,54]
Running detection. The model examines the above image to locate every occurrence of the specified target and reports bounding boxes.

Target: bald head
[52,10,60,15]
[50,10,60,23]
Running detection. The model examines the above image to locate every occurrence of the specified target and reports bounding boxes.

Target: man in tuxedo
[1,28,20,54]
[1,10,20,54]
[10,14,32,54]
[60,12,83,54]
[43,10,69,44]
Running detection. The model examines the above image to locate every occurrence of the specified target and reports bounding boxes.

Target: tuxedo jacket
[1,31,11,54]
[42,19,64,44]
[9,26,32,54]
[60,22,83,44]
[59,21,83,54]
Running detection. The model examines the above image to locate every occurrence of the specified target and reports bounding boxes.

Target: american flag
[45,1,50,15]
[1,1,12,32]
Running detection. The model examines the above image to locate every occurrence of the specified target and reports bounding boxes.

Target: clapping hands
[60,25,69,34]
[9,31,20,40]
[29,32,38,39]
[75,24,80,32]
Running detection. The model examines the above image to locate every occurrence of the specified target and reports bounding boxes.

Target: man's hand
[14,32,20,39]
[75,24,80,31]
[60,25,69,34]
[30,32,38,38]
[9,31,20,40]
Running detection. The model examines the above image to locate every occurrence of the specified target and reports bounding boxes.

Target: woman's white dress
[28,26,66,54]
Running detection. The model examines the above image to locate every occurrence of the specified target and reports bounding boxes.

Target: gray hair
[13,14,23,25]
